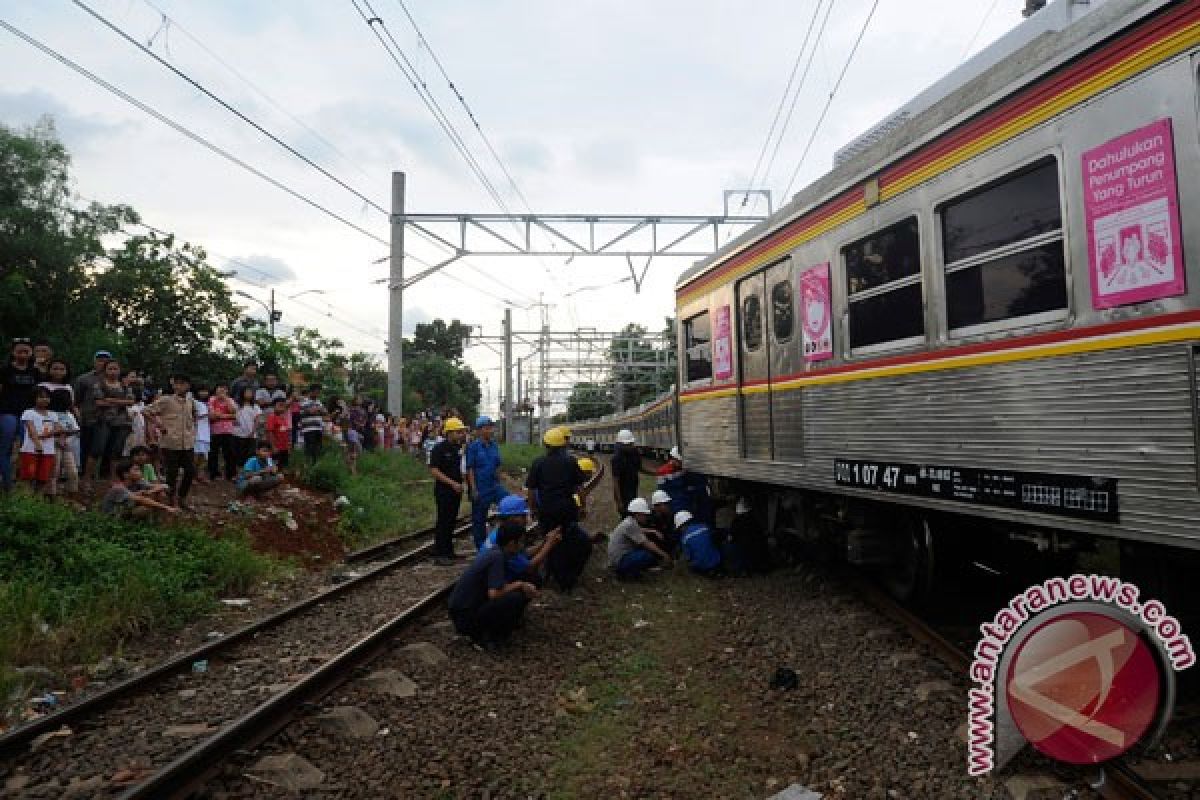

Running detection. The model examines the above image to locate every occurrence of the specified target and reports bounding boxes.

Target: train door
[766,259,802,462]
[736,271,772,459]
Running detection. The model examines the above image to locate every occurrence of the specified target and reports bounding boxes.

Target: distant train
[571,0,1200,602]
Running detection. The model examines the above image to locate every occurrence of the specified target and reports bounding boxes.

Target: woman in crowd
[232,386,261,472]
[0,338,39,491]
[87,358,134,483]
[207,383,237,481]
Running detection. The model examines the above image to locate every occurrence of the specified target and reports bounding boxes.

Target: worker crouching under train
[526,426,591,593]
[608,498,673,580]
[448,521,540,650]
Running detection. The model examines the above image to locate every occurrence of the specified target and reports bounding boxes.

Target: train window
[683,311,712,383]
[743,294,763,351]
[771,280,794,341]
[940,158,1067,331]
[843,217,924,350]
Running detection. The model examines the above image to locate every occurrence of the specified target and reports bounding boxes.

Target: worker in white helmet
[611,428,654,517]
[649,489,679,555]
[607,497,672,580]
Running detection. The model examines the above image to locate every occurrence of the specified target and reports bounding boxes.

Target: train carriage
[577,0,1200,598]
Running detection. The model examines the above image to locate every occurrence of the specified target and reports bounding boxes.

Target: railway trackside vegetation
[498,442,542,474]
[0,492,276,703]
[293,449,437,549]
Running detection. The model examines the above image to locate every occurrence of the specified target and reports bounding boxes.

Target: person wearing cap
[574,457,596,519]
[649,489,679,554]
[429,416,469,564]
[447,520,540,650]
[72,349,111,482]
[466,414,508,549]
[526,426,589,592]
[611,428,654,517]
[481,495,562,584]
[607,498,672,580]
[146,373,198,510]
[676,510,722,576]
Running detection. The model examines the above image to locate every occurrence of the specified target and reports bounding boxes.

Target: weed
[498,443,543,474]
[0,493,276,674]
[293,448,437,548]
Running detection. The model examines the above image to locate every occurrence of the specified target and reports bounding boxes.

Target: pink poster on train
[1082,118,1186,309]
[713,304,733,380]
[800,263,833,362]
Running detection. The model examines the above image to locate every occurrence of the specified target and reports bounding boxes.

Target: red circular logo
[1005,611,1162,764]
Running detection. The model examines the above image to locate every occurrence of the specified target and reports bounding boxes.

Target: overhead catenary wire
[782,0,882,199]
[0,17,390,246]
[135,0,377,186]
[71,0,388,218]
[760,0,837,200]
[740,0,828,209]
[960,0,1004,63]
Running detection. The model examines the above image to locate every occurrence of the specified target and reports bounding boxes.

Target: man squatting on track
[447,520,539,649]
[608,497,673,580]
[479,495,563,586]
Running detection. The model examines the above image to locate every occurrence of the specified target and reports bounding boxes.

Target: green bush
[499,443,543,473]
[0,493,275,671]
[293,448,437,548]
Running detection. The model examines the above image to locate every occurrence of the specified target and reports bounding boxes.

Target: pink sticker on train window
[1083,119,1186,309]
[800,263,833,362]
[713,305,733,380]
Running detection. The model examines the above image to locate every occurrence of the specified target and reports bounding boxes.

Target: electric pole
[388,171,405,417]
[502,308,513,443]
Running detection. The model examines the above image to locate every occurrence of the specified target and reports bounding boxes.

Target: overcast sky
[1,0,1027,412]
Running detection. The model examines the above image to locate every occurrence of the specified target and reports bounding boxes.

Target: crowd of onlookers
[0,337,461,520]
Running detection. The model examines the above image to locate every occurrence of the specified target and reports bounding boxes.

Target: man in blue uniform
[466,415,507,549]
[447,521,539,649]
[428,416,468,565]
[526,426,589,592]
[677,510,722,575]
[480,495,562,584]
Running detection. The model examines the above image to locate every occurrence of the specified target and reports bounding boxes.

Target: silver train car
[574,0,1200,599]
[576,393,676,456]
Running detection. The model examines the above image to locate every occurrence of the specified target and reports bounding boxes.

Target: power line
[761,0,837,199]
[136,0,377,186]
[0,17,390,246]
[349,0,515,220]
[72,0,388,217]
[960,0,1003,62]
[782,0,882,199]
[391,0,535,214]
[741,0,827,208]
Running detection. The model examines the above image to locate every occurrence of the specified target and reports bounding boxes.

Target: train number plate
[833,459,1118,523]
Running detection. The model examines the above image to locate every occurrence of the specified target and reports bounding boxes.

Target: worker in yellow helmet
[526,425,589,591]
[428,416,468,564]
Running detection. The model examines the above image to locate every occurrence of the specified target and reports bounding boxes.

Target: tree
[566,381,615,421]
[609,323,670,409]
[408,319,471,363]
[94,232,240,383]
[402,354,480,421]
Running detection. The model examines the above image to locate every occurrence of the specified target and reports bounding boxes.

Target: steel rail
[115,463,607,798]
[118,584,454,799]
[345,514,467,563]
[0,521,465,758]
[852,577,1161,800]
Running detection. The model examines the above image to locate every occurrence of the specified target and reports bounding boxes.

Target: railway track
[1,467,605,798]
[854,578,1162,800]
[0,519,469,797]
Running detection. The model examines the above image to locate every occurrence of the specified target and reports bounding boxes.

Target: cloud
[224,254,298,283]
[403,305,433,336]
[573,137,640,179]
[503,137,553,173]
[0,89,135,154]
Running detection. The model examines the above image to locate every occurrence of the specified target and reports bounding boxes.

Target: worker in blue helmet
[466,414,509,549]
[480,494,561,584]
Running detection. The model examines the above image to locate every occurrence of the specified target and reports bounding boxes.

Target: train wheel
[881,515,935,606]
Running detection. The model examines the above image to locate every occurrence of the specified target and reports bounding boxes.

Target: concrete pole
[387,172,406,417]
[502,307,513,443]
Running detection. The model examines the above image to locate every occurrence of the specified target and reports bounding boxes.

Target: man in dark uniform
[610,428,654,517]
[448,521,539,649]
[428,416,468,565]
[526,426,589,592]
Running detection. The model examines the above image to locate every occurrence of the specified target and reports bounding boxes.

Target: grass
[0,491,276,702]
[498,442,542,474]
[292,447,437,548]
[547,568,727,799]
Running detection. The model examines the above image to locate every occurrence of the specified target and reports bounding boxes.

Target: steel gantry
[385,171,770,418]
